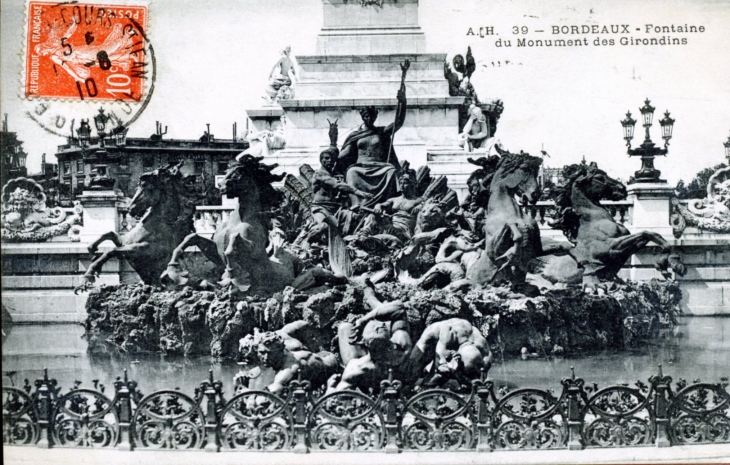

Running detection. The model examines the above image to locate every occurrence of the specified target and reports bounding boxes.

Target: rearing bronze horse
[466,151,553,294]
[75,162,198,292]
[550,162,685,285]
[162,155,307,294]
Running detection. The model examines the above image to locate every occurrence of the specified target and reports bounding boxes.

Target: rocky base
[84,280,682,358]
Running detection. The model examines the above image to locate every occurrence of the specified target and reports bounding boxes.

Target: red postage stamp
[25,2,149,102]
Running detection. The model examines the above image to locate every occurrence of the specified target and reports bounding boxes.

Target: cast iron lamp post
[77,119,92,147]
[94,107,110,147]
[620,99,675,183]
[724,133,730,164]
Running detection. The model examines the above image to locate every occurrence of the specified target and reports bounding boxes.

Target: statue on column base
[263,46,297,103]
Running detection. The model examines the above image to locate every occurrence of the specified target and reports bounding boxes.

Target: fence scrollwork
[308,389,385,451]
[669,380,730,445]
[403,388,475,451]
[3,366,729,453]
[491,387,567,450]
[218,390,293,451]
[51,387,119,448]
[131,390,205,450]
[581,384,654,447]
[3,387,39,446]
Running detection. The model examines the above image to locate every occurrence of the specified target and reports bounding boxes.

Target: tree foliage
[674,163,728,199]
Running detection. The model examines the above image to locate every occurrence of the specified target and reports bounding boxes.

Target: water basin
[2,316,728,396]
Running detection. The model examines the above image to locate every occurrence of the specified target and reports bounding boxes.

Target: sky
[1,0,729,185]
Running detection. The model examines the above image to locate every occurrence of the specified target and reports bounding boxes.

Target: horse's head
[493,151,543,204]
[221,155,285,209]
[129,162,187,218]
[570,162,627,203]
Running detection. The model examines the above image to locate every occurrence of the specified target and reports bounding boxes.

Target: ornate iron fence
[3,366,729,453]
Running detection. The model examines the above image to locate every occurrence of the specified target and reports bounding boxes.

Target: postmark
[21,1,155,139]
[25,1,148,102]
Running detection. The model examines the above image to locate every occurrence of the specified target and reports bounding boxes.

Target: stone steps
[316,31,426,55]
[280,95,465,110]
[301,68,443,81]
[425,149,479,198]
[298,54,445,80]
[296,52,448,99]
[295,79,448,99]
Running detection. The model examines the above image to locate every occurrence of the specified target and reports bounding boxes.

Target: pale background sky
[1,0,729,184]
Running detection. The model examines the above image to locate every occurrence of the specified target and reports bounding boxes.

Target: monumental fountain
[3,0,729,456]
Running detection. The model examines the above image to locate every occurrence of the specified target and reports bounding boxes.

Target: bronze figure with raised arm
[338,59,410,207]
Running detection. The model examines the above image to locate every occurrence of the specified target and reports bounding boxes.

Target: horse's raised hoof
[74,278,96,294]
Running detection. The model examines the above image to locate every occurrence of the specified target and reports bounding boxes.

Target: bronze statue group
[77,59,686,397]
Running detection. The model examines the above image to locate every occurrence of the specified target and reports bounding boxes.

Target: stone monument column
[316,0,426,55]
[249,0,467,178]
[622,178,675,283]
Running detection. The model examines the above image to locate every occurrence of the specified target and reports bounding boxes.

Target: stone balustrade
[523,200,634,230]
[194,206,233,237]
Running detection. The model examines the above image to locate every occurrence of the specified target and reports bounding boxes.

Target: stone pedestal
[1,243,121,323]
[625,182,673,282]
[626,182,674,238]
[77,190,124,243]
[246,107,285,133]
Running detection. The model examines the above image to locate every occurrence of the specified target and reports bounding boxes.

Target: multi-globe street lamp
[93,107,110,147]
[620,99,675,183]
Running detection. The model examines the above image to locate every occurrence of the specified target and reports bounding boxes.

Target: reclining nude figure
[328,283,412,393]
[235,322,339,396]
[407,318,493,386]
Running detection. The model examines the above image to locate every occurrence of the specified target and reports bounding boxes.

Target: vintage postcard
[2,0,729,464]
